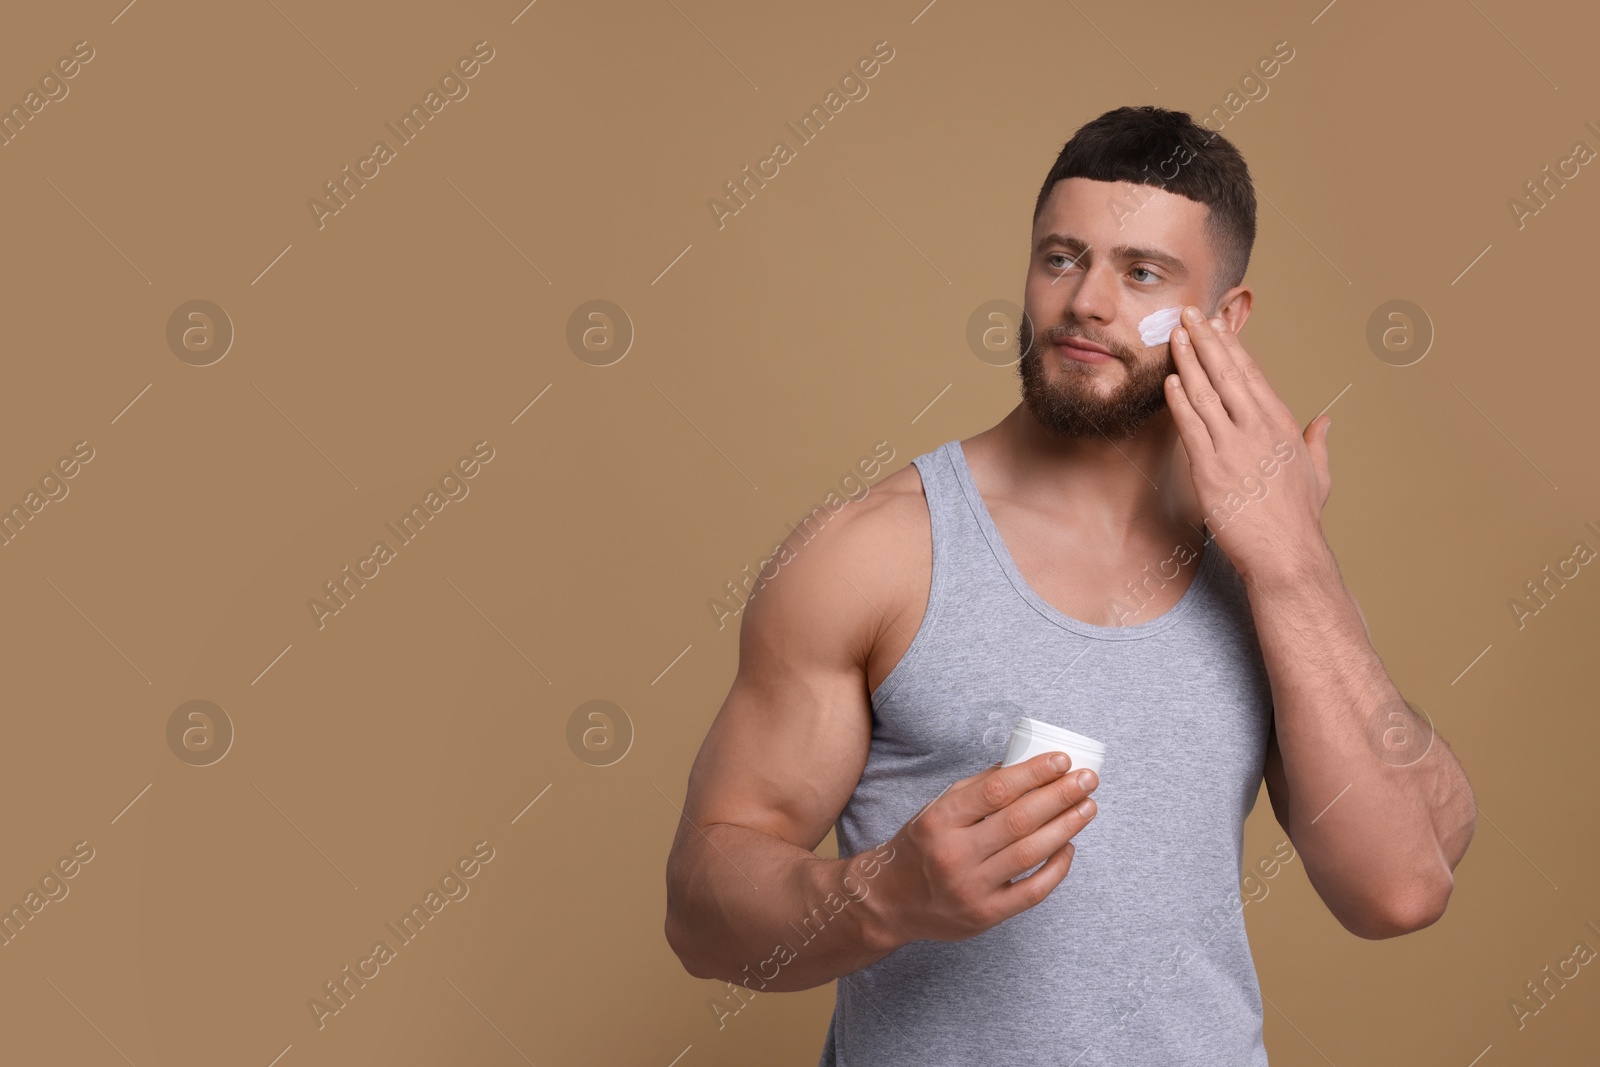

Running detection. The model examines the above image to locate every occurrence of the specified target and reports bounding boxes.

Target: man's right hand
[863,752,1100,948]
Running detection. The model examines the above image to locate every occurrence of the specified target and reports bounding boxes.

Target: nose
[1064,259,1117,331]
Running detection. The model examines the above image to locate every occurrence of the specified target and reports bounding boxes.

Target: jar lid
[1015,716,1107,754]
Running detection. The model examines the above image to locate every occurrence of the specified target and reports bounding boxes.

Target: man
[664,106,1476,1065]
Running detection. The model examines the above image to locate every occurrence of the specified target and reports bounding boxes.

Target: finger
[1170,323,1230,443]
[1307,414,1333,506]
[972,765,1099,857]
[951,761,1002,788]
[980,789,1098,883]
[1207,316,1267,396]
[945,752,1076,827]
[1164,367,1216,460]
[993,838,1076,917]
[1177,308,1251,424]
[1210,317,1295,424]
[1201,315,1274,425]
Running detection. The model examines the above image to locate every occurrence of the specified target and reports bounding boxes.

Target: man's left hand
[1164,305,1332,585]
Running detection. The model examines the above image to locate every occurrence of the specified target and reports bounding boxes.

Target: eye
[1046,252,1080,270]
[1130,266,1162,283]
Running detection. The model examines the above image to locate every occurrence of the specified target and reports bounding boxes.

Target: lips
[1054,337,1116,362]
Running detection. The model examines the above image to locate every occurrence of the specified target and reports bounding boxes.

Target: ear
[1213,285,1254,334]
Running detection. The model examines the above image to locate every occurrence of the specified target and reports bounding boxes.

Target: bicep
[680,527,879,854]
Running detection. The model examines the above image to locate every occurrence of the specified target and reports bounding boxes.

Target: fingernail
[1183,306,1202,322]
[1078,770,1096,790]
[1076,798,1097,818]
[1210,317,1225,330]
[1050,753,1069,772]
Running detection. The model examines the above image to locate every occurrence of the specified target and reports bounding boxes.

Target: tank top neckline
[946,438,1219,641]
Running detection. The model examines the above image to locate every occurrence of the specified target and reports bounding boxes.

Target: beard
[1016,315,1177,440]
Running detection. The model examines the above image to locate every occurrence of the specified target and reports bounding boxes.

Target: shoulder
[739,452,934,663]
[774,451,930,567]
[786,452,931,576]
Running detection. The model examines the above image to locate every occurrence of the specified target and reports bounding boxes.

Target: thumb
[1305,415,1333,506]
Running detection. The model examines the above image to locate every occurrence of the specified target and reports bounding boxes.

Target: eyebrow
[1035,233,1189,276]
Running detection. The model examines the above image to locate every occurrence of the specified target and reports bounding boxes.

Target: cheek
[1136,305,1185,347]
[1024,275,1066,320]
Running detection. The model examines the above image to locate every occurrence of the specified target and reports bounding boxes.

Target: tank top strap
[872,441,1007,709]
[910,438,1008,602]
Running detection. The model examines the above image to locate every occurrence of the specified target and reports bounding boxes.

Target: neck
[966,402,1205,545]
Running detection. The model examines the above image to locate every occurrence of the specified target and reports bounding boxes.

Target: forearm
[1245,541,1475,930]
[665,823,901,992]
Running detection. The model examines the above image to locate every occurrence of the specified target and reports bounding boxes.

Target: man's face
[1017,177,1219,440]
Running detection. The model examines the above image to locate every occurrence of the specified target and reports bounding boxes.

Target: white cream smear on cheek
[1138,305,1185,347]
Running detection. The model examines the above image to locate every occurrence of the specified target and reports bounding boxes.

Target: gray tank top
[819,439,1275,1066]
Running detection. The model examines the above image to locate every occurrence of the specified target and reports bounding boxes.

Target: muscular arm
[1254,545,1477,939]
[1163,308,1476,941]
[663,505,904,992]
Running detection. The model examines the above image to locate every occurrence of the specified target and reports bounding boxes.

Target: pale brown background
[1,0,1596,1064]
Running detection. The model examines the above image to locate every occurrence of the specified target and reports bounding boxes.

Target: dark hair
[1032,106,1256,310]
